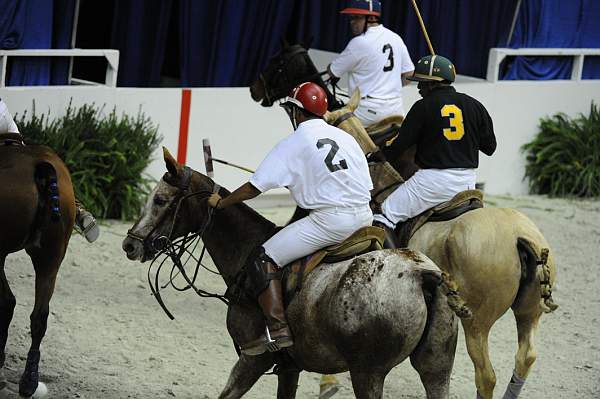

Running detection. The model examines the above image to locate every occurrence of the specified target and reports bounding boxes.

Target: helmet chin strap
[291,107,299,130]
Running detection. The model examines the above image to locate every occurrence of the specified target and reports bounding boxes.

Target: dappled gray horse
[122,148,467,399]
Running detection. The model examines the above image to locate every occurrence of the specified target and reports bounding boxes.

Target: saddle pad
[284,226,384,299]
[396,189,484,247]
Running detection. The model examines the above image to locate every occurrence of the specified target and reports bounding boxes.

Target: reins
[127,168,229,320]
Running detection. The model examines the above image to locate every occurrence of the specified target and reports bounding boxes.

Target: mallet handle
[411,0,435,55]
[210,157,255,174]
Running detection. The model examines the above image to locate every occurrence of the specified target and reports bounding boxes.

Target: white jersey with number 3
[250,119,373,210]
[330,25,414,101]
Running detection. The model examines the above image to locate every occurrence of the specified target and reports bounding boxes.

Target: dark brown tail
[34,161,61,223]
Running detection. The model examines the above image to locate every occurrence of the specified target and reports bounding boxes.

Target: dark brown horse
[250,41,343,111]
[0,141,76,397]
[122,148,468,399]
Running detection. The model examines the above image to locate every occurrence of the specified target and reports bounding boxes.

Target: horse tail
[437,271,473,319]
[515,237,558,314]
[34,161,61,223]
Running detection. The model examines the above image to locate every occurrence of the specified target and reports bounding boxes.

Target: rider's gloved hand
[208,193,222,209]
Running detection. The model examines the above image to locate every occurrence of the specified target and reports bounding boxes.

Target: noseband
[126,167,219,252]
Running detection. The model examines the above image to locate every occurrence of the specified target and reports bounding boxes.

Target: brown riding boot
[241,259,294,355]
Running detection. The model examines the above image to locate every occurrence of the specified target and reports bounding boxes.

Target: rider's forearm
[218,182,261,209]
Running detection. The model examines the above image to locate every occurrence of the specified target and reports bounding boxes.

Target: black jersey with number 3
[382,86,496,169]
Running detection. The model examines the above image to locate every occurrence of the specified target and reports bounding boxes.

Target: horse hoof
[31,382,48,398]
[18,373,39,398]
[18,381,47,399]
[319,375,340,399]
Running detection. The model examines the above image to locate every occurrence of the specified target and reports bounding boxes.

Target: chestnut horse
[122,148,469,399]
[0,142,76,397]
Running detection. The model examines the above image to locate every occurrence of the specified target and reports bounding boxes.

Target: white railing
[487,48,600,82]
[0,49,119,88]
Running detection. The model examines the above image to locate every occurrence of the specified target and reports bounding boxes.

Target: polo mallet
[202,138,255,177]
[411,0,436,55]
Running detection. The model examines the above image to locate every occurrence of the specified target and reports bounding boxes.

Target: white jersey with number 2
[330,25,414,101]
[250,119,373,210]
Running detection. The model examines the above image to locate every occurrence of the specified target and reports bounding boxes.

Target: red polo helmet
[281,82,328,117]
[340,0,381,17]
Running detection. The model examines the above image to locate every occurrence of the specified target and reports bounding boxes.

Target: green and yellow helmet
[408,55,456,83]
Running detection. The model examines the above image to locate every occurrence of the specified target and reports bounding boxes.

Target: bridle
[126,166,227,320]
[259,46,326,106]
[126,167,201,251]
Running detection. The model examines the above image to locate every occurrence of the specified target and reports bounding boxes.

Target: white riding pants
[354,97,405,128]
[263,204,373,267]
[0,100,19,134]
[373,168,476,228]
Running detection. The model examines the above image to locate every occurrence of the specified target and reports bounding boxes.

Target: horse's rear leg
[277,369,300,399]
[410,284,458,399]
[19,249,62,397]
[502,308,542,399]
[349,370,385,399]
[463,323,496,399]
[0,256,16,389]
[218,354,274,399]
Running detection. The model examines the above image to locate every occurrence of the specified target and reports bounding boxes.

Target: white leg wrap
[502,370,526,399]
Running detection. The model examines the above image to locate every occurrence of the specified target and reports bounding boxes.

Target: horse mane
[191,171,277,234]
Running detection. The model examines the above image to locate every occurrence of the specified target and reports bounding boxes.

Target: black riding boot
[75,199,99,243]
[241,252,293,355]
[373,221,398,249]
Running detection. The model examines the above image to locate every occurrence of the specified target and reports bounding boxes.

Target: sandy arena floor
[1,195,599,398]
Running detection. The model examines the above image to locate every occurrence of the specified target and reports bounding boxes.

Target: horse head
[122,147,215,262]
[250,41,341,110]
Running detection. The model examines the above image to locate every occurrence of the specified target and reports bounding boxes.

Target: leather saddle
[395,189,484,247]
[0,133,25,146]
[365,115,404,148]
[282,226,385,304]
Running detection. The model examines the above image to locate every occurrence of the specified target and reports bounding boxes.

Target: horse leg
[277,369,300,399]
[0,256,15,390]
[410,284,458,399]
[18,249,62,397]
[463,323,496,399]
[502,309,542,398]
[349,370,385,399]
[218,354,274,399]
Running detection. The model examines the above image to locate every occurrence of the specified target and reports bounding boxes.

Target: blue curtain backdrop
[0,0,75,86]
[503,0,600,80]
[1,0,599,86]
[110,0,174,87]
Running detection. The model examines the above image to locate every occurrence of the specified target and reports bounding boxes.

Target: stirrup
[264,326,293,353]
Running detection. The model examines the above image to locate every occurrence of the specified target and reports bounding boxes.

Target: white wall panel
[2,79,599,196]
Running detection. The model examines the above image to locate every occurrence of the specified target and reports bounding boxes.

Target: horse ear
[348,88,361,111]
[280,37,290,49]
[163,147,179,176]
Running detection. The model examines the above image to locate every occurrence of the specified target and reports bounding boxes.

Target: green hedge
[16,102,162,220]
[522,102,600,198]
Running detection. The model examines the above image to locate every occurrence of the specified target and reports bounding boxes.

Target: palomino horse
[324,101,559,399]
[122,148,468,399]
[0,140,76,397]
